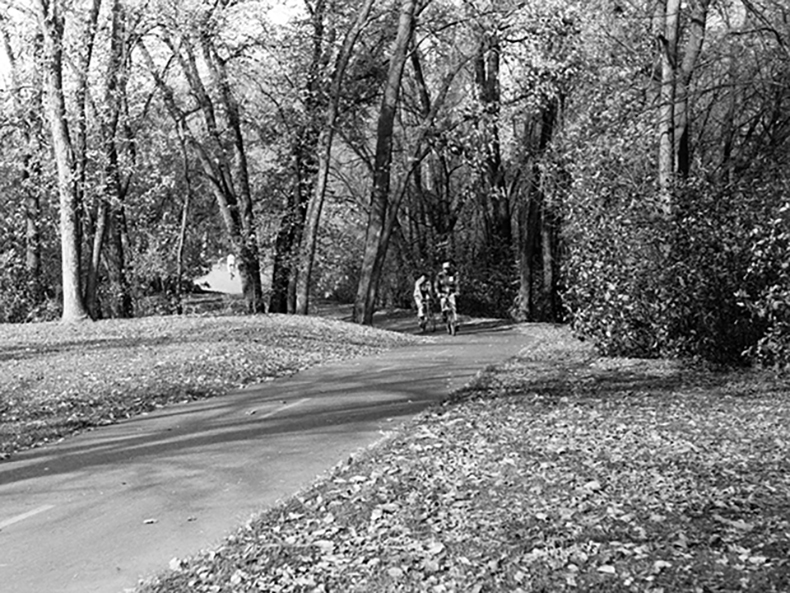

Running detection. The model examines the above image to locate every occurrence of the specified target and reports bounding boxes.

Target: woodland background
[0,0,788,367]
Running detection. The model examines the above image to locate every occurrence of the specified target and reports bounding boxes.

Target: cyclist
[413,271,434,331]
[435,260,459,335]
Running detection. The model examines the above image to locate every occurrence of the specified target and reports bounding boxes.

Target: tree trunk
[174,119,192,315]
[353,0,418,324]
[108,203,133,317]
[516,98,559,321]
[657,0,680,214]
[36,0,89,322]
[24,156,43,303]
[87,0,128,319]
[475,30,511,252]
[86,200,108,318]
[270,134,318,313]
[517,186,540,320]
[295,0,376,315]
[269,0,326,314]
[73,0,102,296]
[270,209,298,314]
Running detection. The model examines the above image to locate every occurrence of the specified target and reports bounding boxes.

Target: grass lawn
[0,312,418,460]
[135,325,790,593]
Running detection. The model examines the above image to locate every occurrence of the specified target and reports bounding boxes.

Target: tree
[354,0,420,324]
[504,0,580,321]
[34,0,90,322]
[269,0,328,314]
[293,0,377,315]
[656,0,711,209]
[86,0,134,318]
[143,0,266,313]
[473,21,512,258]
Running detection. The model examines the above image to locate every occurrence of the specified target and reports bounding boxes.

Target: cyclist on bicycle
[435,260,459,334]
[413,271,434,331]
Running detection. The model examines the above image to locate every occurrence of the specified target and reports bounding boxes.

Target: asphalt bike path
[0,319,533,593]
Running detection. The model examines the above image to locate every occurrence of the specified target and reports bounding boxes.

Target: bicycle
[418,295,436,333]
[440,293,458,336]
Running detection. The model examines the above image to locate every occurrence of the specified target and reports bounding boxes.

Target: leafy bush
[0,223,58,323]
[660,182,765,363]
[562,193,669,358]
[0,266,38,323]
[562,175,784,365]
[737,197,790,369]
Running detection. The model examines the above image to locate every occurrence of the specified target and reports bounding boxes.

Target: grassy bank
[137,325,790,593]
[0,313,418,460]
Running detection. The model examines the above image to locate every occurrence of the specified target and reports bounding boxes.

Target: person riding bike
[413,271,434,331]
[435,260,459,335]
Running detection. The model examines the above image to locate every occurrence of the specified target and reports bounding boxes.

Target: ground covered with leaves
[0,313,417,459]
[138,325,790,593]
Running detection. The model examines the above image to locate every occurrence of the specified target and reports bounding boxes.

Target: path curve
[0,319,533,593]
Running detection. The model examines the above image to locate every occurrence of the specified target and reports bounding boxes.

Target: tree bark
[353,0,418,324]
[87,0,125,319]
[36,0,90,322]
[657,0,681,214]
[475,30,511,251]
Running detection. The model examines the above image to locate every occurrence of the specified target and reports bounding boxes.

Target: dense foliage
[0,0,788,366]
[557,0,790,367]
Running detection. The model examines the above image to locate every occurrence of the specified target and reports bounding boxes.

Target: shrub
[561,175,786,365]
[737,198,790,368]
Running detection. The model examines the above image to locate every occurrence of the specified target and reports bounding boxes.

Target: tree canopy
[0,0,788,366]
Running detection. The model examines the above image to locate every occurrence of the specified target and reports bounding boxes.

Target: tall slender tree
[294,0,377,315]
[354,0,419,324]
[270,0,328,314]
[86,0,134,318]
[35,0,90,322]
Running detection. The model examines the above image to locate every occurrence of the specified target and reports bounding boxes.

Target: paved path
[0,320,532,593]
